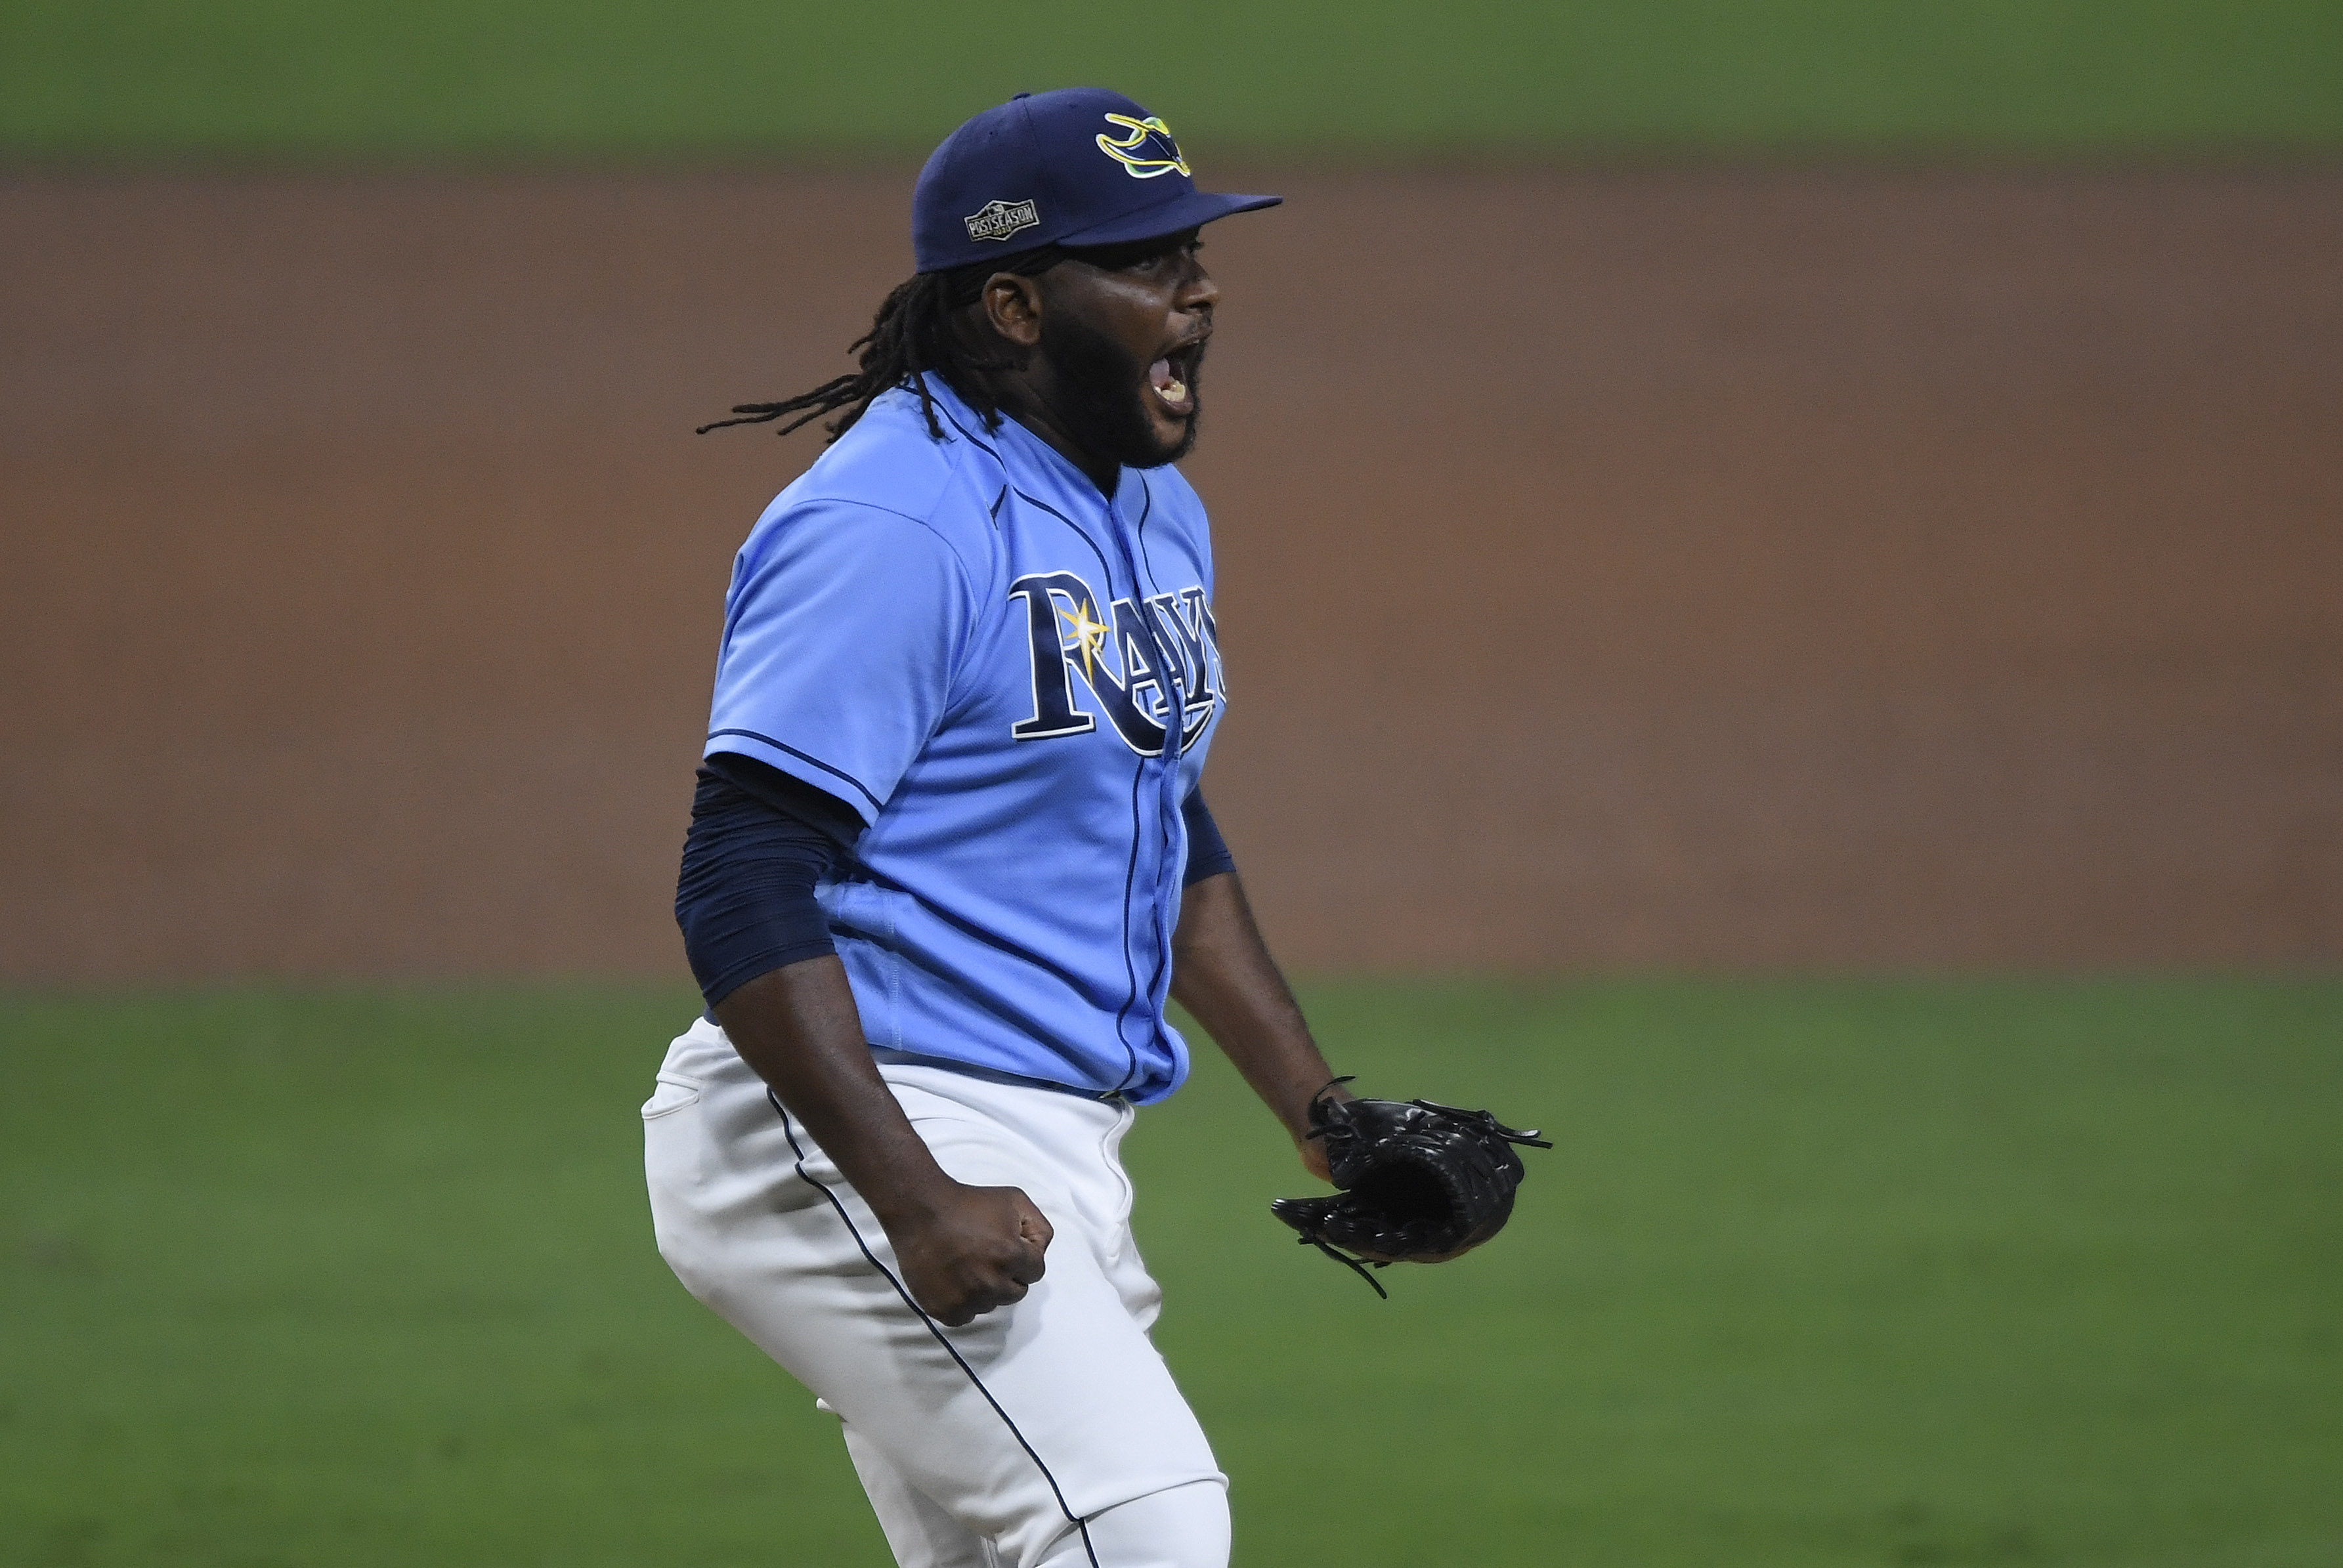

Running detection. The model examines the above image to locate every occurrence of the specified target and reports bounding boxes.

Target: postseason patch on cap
[964,198,1041,244]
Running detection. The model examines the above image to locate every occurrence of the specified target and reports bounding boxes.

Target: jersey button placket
[1110,494,1188,1072]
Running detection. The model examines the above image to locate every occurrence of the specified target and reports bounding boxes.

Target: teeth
[1158,377,1188,404]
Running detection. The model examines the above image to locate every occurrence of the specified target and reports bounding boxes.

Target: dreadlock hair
[697,228,1202,446]
[696,245,1069,444]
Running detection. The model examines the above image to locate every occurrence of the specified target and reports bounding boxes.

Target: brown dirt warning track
[2,167,2338,983]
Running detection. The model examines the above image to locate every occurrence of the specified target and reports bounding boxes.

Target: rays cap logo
[1096,113,1190,179]
[913,87,1279,275]
[965,198,1041,244]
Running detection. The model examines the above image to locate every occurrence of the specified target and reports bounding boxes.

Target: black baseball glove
[1270,1078,1551,1297]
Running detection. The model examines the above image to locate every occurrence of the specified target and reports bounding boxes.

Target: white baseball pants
[643,1019,1230,1568]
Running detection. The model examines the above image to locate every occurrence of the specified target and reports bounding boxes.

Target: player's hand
[1295,1129,1334,1185]
[888,1182,1053,1327]
[1288,1077,1356,1185]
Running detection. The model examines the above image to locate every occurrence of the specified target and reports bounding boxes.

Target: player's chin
[1131,398,1201,467]
[1133,354,1203,463]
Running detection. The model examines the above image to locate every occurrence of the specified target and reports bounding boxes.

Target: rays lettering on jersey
[1008,571,1220,755]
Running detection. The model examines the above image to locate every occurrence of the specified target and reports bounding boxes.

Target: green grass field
[3,1,2340,158]
[3,981,2338,1566]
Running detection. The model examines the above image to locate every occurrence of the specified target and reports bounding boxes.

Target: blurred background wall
[3,3,2338,983]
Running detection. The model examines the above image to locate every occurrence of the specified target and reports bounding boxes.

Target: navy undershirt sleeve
[681,763,1232,1009]
[1182,786,1237,887]
[704,750,867,845]
[675,754,861,1009]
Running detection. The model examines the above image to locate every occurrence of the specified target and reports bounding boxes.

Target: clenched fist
[887,1181,1053,1326]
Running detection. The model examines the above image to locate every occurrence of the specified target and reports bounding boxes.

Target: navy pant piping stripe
[769,1089,1102,1568]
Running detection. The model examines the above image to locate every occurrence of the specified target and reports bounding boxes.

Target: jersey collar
[920,372,1146,519]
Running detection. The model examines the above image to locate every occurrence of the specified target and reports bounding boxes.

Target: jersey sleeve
[704,499,976,826]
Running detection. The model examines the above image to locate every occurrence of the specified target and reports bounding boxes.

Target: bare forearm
[1171,872,1347,1146]
[711,958,951,1227]
[712,957,1052,1324]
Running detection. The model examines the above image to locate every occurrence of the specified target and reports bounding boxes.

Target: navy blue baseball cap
[913,89,1279,274]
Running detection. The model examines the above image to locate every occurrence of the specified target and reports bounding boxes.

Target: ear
[979,273,1045,349]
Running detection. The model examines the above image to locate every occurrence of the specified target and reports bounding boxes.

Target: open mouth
[1146,341,1201,416]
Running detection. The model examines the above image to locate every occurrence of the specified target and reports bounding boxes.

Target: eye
[1139,240,1201,275]
[1073,230,1202,275]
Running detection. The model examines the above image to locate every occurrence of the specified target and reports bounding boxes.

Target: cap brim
[1056,190,1282,247]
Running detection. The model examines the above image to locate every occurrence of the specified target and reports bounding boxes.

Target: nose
[1176,255,1218,314]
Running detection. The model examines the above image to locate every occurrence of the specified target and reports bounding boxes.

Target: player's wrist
[1278,1071,1352,1137]
[861,1165,968,1231]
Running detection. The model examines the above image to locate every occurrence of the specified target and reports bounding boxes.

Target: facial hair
[1035,310,1203,471]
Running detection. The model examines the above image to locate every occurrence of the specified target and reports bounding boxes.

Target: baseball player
[646,89,1538,1568]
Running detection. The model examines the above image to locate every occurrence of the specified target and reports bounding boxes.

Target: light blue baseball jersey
[704,373,1226,1105]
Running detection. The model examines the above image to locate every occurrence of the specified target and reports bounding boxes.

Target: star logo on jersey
[1056,597,1110,681]
[1094,114,1190,180]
